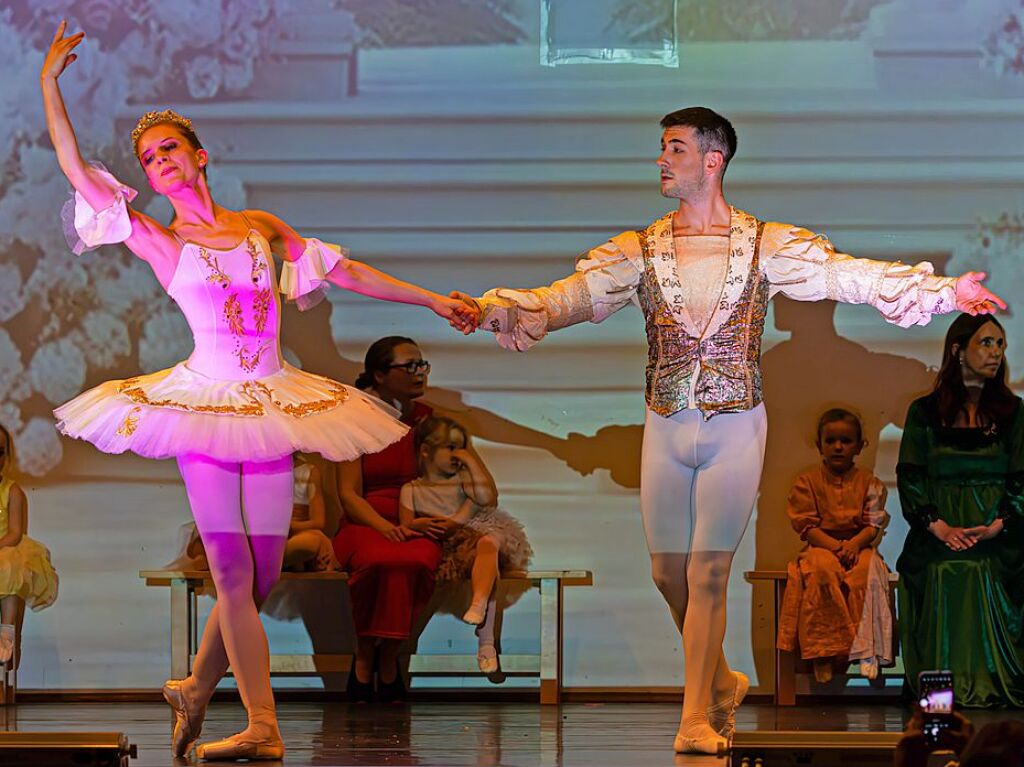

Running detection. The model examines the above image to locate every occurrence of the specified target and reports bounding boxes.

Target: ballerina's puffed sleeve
[61,164,139,255]
[279,238,349,311]
[476,232,643,351]
[762,225,958,328]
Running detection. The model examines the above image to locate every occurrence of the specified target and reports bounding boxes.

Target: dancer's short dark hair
[659,107,737,170]
[356,336,418,390]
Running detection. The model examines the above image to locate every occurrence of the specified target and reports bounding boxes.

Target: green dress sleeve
[997,400,1024,533]
[897,399,938,531]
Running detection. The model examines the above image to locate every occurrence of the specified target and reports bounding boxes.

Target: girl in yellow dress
[0,425,59,668]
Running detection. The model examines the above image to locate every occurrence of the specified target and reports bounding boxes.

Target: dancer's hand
[929,519,977,551]
[41,21,85,82]
[955,271,1006,315]
[432,294,479,334]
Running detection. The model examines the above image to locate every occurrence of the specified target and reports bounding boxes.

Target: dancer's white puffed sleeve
[762,225,958,328]
[62,165,139,255]
[279,238,350,310]
[476,233,643,351]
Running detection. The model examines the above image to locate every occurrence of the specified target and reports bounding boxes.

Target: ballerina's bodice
[168,231,283,381]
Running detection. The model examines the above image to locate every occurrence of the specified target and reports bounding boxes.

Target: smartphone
[918,670,954,746]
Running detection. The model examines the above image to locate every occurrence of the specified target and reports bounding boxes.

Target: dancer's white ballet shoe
[0,624,13,665]
[462,602,487,626]
[477,643,498,675]
[674,725,728,755]
[708,670,749,739]
[196,732,284,761]
[162,678,207,758]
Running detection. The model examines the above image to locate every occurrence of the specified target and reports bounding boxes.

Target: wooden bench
[745,569,899,706]
[140,569,593,704]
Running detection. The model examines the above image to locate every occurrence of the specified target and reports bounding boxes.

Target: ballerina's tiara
[131,109,195,151]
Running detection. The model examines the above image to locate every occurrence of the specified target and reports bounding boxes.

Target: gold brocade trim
[253,288,272,335]
[224,294,244,337]
[247,236,267,285]
[198,248,231,288]
[116,406,142,437]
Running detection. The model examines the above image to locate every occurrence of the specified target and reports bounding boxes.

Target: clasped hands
[432,291,482,335]
[379,517,460,544]
[929,517,1003,551]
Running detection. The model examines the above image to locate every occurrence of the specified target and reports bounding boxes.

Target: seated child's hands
[835,539,859,568]
[406,517,451,540]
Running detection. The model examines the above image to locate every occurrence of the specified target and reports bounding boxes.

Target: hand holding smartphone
[918,670,954,746]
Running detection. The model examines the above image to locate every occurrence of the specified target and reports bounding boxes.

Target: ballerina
[40,21,477,761]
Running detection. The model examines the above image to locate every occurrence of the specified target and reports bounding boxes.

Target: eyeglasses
[387,360,431,375]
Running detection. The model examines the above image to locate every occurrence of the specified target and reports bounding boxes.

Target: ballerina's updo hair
[816,408,863,444]
[414,415,468,473]
[131,109,204,156]
[355,336,418,390]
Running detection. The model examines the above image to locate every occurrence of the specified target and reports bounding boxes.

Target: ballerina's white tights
[176,453,293,741]
[640,405,767,740]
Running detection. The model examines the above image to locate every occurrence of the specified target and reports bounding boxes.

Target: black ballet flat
[346,663,375,703]
[376,668,407,704]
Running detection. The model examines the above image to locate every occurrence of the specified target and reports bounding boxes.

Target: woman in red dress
[333,337,449,700]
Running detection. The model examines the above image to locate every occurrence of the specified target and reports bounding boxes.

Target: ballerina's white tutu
[54,169,406,462]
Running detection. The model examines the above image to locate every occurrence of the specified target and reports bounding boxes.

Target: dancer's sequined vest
[636,218,768,419]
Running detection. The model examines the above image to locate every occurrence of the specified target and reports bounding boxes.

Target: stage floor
[2,701,1022,766]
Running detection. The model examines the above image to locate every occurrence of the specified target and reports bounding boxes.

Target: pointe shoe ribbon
[162,679,207,758]
[708,670,750,739]
[673,730,728,755]
[196,734,285,761]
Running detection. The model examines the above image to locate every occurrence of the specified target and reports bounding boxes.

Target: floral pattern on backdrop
[0,0,307,475]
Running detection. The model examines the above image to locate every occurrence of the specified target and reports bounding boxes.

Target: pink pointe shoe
[674,725,728,755]
[162,679,208,758]
[708,670,750,739]
[196,733,285,761]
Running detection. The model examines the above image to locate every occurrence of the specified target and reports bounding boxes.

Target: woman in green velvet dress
[897,313,1024,707]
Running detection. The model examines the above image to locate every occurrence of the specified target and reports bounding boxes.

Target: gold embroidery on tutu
[247,236,267,285]
[198,248,231,288]
[241,379,349,418]
[253,288,272,335]
[116,406,142,437]
[118,378,265,416]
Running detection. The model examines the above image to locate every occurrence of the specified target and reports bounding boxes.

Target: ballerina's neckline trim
[174,228,261,253]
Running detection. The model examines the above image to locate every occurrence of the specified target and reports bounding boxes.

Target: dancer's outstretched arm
[40,22,179,281]
[451,232,644,351]
[245,209,479,332]
[762,225,1006,326]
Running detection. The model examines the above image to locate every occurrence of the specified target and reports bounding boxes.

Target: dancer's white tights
[177,453,293,740]
[640,405,767,738]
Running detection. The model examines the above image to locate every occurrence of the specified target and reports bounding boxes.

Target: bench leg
[170,577,192,680]
[774,579,796,706]
[539,577,563,705]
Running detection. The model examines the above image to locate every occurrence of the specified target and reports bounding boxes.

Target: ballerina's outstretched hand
[40,20,84,82]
